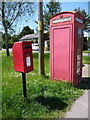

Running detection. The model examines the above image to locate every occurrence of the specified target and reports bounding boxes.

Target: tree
[0,1,34,56]
[19,26,34,39]
[2,33,19,49]
[43,1,61,31]
[11,34,19,42]
[2,33,12,48]
[74,7,90,32]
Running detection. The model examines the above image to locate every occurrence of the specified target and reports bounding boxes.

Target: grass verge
[2,51,84,118]
[83,50,90,53]
[83,56,90,64]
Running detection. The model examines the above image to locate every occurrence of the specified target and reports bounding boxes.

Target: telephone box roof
[50,11,83,19]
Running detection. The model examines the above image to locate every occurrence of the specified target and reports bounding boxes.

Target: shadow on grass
[35,95,67,111]
[79,77,90,89]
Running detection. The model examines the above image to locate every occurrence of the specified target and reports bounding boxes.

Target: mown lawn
[83,50,90,53]
[2,51,84,118]
[83,56,90,64]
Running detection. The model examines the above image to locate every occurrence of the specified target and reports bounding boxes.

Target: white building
[84,31,88,37]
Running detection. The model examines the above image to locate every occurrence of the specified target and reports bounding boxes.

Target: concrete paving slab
[82,64,90,77]
[65,90,88,118]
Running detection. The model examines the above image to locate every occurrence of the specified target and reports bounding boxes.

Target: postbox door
[52,25,72,81]
[24,50,33,72]
[25,53,31,67]
[23,44,33,73]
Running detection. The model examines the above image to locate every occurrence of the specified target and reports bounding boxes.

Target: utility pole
[38,1,45,75]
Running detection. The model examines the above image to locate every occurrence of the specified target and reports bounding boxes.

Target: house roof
[20,33,38,40]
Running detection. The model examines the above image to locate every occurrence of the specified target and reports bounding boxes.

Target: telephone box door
[52,25,72,81]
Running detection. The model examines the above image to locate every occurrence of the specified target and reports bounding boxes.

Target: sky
[17,2,89,34]
[0,1,89,34]
[61,2,88,13]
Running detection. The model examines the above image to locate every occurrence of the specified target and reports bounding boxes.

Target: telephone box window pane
[77,55,81,61]
[77,28,82,48]
[77,28,82,75]
[78,28,82,35]
[77,67,80,74]
[77,61,81,67]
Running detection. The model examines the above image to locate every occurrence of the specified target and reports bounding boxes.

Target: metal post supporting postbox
[22,73,27,98]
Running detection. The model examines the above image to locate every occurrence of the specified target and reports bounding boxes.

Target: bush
[83,37,88,50]
[2,42,14,49]
[2,42,6,49]
[88,37,90,49]
[83,42,88,50]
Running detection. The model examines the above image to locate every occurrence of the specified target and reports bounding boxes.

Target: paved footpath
[65,90,88,118]
[65,65,90,118]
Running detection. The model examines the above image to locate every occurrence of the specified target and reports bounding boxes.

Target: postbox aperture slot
[23,46,32,49]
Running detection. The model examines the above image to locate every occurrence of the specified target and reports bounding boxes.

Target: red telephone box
[50,11,84,86]
[12,41,33,73]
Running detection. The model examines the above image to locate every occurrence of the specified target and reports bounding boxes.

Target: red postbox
[12,41,33,73]
[50,11,84,86]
